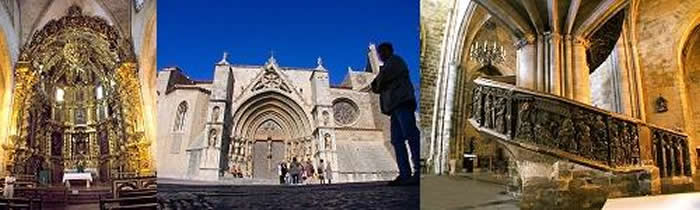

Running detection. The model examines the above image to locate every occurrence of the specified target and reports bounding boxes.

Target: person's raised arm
[375,56,408,86]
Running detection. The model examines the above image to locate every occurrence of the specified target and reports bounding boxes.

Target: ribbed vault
[472,0,628,72]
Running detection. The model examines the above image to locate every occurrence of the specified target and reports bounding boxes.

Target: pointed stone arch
[228,91,312,178]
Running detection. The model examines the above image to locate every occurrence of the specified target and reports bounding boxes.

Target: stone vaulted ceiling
[473,0,628,73]
[17,0,132,46]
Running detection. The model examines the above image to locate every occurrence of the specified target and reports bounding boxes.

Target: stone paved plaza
[157,180,419,209]
[420,175,518,210]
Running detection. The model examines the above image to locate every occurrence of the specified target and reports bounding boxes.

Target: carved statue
[472,87,482,122]
[208,129,218,147]
[608,122,624,166]
[324,133,332,150]
[629,125,640,164]
[533,112,553,145]
[212,106,220,122]
[484,95,493,128]
[559,119,576,152]
[655,97,668,113]
[494,97,506,133]
[592,115,608,161]
[516,102,534,140]
[575,111,593,157]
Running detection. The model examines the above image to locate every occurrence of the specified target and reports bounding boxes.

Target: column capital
[543,32,563,41]
[515,33,537,50]
[566,35,590,48]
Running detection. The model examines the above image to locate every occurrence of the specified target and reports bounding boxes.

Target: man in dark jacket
[371,42,420,186]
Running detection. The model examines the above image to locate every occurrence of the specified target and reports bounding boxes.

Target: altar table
[62,173,92,188]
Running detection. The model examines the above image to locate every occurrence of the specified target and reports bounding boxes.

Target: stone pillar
[310,67,338,180]
[431,61,458,175]
[516,35,537,90]
[569,37,591,103]
[515,34,590,104]
[198,61,234,180]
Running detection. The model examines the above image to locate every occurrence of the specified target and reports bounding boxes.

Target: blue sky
[157,0,420,96]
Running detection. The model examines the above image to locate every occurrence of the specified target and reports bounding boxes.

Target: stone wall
[501,142,655,210]
[156,86,211,179]
[635,0,700,175]
[419,0,451,130]
[519,161,654,210]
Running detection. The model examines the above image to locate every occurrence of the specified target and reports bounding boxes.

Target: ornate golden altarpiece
[0,6,153,184]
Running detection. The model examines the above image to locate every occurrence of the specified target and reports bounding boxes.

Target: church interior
[0,1,157,209]
[421,0,700,209]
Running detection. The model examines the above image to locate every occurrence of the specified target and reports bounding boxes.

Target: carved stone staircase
[468,78,695,210]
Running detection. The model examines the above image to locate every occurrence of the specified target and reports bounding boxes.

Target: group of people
[278,158,332,185]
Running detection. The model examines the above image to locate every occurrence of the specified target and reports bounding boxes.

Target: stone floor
[157,180,419,209]
[420,174,519,210]
[45,204,99,210]
[602,192,700,210]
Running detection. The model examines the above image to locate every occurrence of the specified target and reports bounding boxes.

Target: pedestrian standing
[318,159,326,184]
[325,162,333,184]
[370,42,420,186]
[290,157,301,184]
[278,162,287,184]
[305,159,315,184]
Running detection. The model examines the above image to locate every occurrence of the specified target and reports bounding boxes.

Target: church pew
[107,203,157,210]
[99,195,156,210]
[118,189,156,198]
[100,176,157,210]
[111,176,156,198]
[0,197,33,210]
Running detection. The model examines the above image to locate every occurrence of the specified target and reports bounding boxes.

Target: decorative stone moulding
[469,77,691,178]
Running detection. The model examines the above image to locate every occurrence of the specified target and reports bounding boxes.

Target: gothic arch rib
[231,91,312,141]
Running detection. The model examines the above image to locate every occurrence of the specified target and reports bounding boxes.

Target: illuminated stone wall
[635,0,700,174]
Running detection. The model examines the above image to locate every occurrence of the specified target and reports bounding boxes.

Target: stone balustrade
[469,77,692,178]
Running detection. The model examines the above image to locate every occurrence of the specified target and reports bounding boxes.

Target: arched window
[212,106,220,122]
[173,101,188,132]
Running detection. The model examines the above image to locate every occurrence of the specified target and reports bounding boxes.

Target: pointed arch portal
[229,91,311,179]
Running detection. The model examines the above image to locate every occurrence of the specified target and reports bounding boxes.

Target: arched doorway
[229,91,311,179]
[3,6,151,183]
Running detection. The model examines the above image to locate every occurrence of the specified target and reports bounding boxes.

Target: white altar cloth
[62,173,92,188]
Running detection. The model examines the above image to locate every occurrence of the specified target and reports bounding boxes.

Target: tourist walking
[370,42,420,186]
[318,159,326,184]
[290,157,302,184]
[279,161,288,184]
[325,162,333,184]
[305,159,315,184]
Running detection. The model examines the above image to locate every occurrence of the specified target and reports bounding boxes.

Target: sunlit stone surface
[156,50,400,183]
[421,0,700,209]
